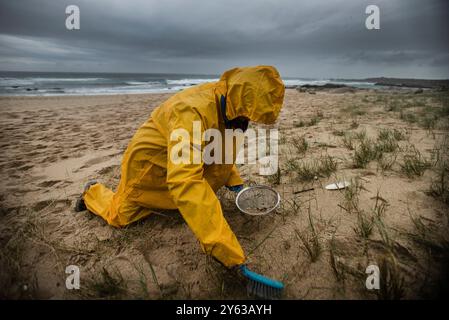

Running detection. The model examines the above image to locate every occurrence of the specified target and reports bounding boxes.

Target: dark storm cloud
[0,0,448,78]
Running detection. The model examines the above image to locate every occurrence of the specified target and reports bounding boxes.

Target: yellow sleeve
[165,110,245,268]
[226,164,243,187]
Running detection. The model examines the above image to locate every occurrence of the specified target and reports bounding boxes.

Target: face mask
[229,116,249,132]
[221,95,249,131]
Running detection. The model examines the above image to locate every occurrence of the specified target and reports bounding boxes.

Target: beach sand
[0,89,448,299]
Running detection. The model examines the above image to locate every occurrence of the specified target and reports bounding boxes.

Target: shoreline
[2,75,448,98]
[0,91,176,99]
[0,84,444,99]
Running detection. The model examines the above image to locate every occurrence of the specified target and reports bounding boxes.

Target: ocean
[0,71,377,96]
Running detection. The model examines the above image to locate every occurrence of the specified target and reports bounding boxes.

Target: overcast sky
[0,0,448,78]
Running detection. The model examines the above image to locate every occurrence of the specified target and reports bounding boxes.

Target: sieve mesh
[235,186,280,215]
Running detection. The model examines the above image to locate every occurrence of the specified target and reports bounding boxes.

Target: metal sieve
[235,185,281,216]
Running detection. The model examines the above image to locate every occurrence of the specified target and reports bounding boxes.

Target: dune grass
[378,257,405,300]
[353,137,380,168]
[400,146,431,178]
[295,154,338,181]
[85,267,127,299]
[296,205,321,262]
[329,235,345,282]
[291,135,309,155]
[428,139,449,204]
[342,132,356,150]
[429,160,449,204]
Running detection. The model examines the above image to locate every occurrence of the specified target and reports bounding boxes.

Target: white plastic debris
[325,181,351,190]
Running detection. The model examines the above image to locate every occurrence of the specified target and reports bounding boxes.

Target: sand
[0,89,448,299]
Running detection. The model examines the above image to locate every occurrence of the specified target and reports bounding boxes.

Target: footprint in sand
[40,155,58,163]
[32,199,71,212]
[17,165,34,171]
[9,160,26,167]
[37,180,61,188]
[79,156,111,169]
[97,165,120,175]
[52,199,72,211]
[3,113,20,119]
[33,200,53,211]
[70,143,84,149]
[25,151,42,157]
[0,206,23,217]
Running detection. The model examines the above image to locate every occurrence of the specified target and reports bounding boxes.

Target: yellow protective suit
[84,65,285,267]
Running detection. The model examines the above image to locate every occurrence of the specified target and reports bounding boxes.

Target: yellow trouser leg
[83,163,231,227]
[84,183,153,227]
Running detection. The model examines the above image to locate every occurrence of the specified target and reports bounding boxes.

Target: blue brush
[239,265,284,299]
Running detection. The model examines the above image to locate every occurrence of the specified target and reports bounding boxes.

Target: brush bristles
[247,279,282,299]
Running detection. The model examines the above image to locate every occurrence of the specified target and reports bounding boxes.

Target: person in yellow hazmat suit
[75,65,285,268]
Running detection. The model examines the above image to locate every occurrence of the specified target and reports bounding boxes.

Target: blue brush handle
[239,265,284,289]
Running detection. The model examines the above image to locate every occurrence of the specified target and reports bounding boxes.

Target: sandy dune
[0,89,448,299]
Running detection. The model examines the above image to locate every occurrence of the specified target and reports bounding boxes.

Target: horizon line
[0,69,448,81]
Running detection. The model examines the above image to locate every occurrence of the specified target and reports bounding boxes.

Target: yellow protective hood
[220,65,285,124]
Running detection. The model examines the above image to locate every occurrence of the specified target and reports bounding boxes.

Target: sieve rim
[235,185,281,216]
